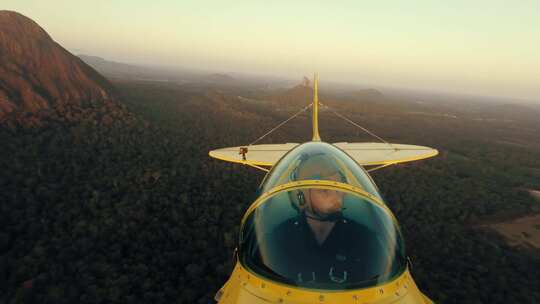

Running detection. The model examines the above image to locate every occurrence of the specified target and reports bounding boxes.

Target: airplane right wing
[333,142,438,166]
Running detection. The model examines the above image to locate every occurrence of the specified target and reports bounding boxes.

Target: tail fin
[312,73,321,141]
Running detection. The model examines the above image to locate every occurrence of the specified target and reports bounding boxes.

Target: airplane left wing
[209,143,299,167]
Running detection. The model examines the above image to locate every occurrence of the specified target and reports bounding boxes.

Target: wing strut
[247,103,312,146]
[320,101,396,150]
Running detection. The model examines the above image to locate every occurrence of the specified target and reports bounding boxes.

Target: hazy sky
[4,1,540,101]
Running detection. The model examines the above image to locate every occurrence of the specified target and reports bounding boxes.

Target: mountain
[351,88,384,101]
[78,55,148,80]
[79,55,204,84]
[0,10,127,126]
[205,73,235,83]
[266,77,313,108]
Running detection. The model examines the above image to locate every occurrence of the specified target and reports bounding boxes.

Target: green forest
[1,81,539,303]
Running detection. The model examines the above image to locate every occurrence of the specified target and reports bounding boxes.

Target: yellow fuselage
[216,261,432,304]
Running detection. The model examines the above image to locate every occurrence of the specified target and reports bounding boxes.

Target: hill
[351,88,384,101]
[266,78,313,108]
[78,55,148,80]
[0,11,128,127]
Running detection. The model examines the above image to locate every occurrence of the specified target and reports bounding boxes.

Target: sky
[4,0,540,101]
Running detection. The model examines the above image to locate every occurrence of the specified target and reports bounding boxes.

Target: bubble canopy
[260,142,382,200]
[239,184,406,290]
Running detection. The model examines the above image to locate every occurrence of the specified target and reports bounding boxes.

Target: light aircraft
[209,74,437,304]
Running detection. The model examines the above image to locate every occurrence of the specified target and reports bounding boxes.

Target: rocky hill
[351,88,384,101]
[0,10,129,127]
[266,77,313,108]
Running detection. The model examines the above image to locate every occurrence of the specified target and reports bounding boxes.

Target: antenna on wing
[312,73,321,141]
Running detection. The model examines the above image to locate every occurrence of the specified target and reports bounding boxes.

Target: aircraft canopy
[240,185,406,290]
[259,142,382,199]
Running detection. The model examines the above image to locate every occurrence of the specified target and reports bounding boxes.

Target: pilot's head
[292,155,346,220]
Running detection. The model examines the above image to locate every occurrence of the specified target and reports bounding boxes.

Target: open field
[530,189,540,201]
[488,213,540,249]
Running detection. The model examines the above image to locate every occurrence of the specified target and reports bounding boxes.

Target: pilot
[267,154,381,286]
[293,155,347,245]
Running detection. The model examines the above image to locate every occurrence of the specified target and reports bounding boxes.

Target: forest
[1,80,539,303]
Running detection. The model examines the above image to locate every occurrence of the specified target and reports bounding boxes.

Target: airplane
[209,74,437,304]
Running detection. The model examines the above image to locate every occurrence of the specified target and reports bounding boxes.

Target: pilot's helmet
[290,154,347,220]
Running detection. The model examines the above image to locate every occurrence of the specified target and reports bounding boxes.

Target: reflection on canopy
[260,142,382,200]
[240,186,406,290]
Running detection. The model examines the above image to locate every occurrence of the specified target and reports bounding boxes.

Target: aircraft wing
[333,142,438,166]
[209,142,437,168]
[209,143,299,166]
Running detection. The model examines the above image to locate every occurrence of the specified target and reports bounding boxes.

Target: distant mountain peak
[266,78,314,107]
[301,76,311,87]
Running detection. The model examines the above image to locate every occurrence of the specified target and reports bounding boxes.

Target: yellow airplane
[209,74,436,304]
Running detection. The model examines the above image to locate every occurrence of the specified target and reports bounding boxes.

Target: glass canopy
[240,186,406,290]
[259,142,382,200]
